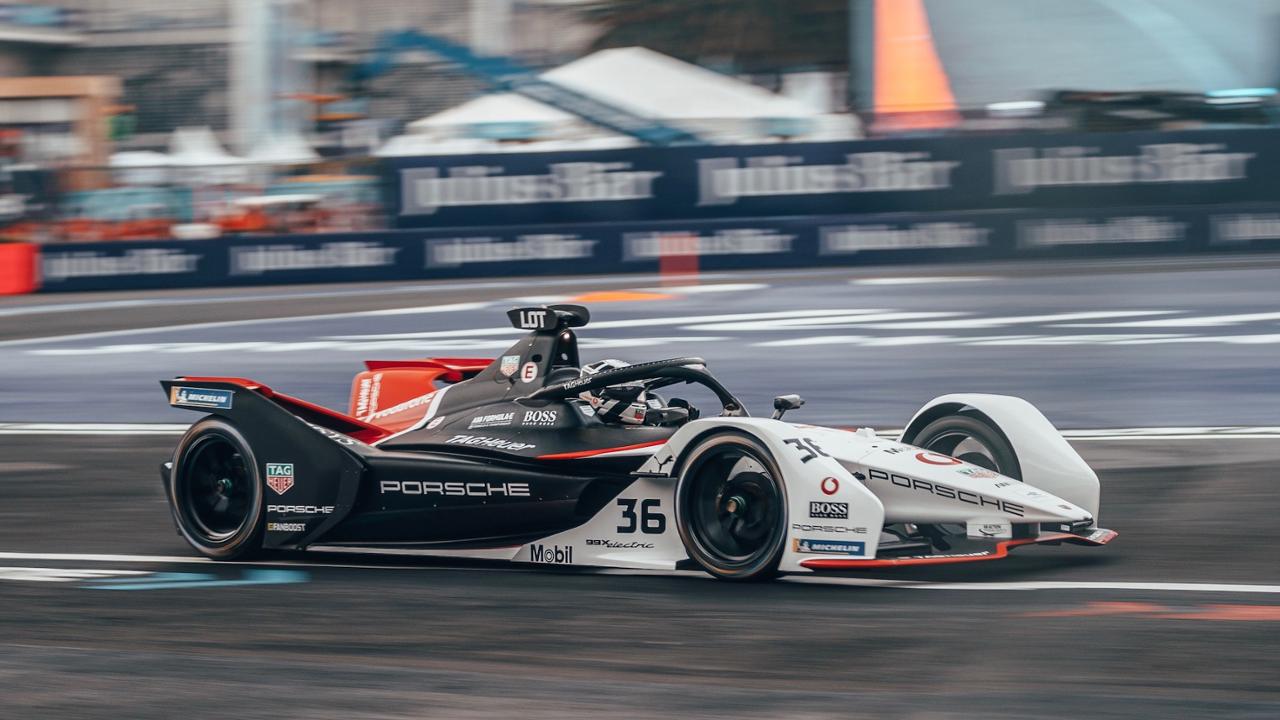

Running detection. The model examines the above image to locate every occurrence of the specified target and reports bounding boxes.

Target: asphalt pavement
[1,434,1278,719]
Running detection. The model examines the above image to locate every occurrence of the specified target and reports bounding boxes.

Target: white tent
[109,150,171,185]
[167,126,250,184]
[247,132,322,165]
[394,47,859,152]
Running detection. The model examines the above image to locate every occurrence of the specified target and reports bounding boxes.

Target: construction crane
[346,29,703,147]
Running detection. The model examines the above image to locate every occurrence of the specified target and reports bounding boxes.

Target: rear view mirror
[771,394,805,420]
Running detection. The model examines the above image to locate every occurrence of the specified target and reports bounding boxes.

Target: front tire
[675,432,787,581]
[911,411,1030,538]
[168,417,264,560]
[912,413,1020,480]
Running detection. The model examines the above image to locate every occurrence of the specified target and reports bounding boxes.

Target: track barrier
[0,243,37,295]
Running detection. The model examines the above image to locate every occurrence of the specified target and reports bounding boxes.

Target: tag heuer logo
[266,463,294,495]
[499,354,520,377]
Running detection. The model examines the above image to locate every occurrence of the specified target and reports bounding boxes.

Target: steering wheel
[518,357,747,416]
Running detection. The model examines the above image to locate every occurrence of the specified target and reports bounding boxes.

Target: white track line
[0,302,493,349]
[0,551,1277,595]
[852,276,998,286]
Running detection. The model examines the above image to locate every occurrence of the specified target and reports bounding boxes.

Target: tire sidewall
[675,431,788,581]
[168,417,264,560]
[913,414,1021,481]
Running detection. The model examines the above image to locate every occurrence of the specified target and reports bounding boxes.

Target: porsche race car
[159,304,1115,581]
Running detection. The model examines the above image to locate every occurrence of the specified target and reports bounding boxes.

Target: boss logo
[522,410,558,426]
[809,501,848,519]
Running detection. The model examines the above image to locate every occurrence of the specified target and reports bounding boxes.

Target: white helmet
[578,359,649,425]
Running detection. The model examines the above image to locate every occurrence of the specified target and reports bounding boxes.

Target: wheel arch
[901,394,1100,520]
[901,401,1008,448]
[652,418,887,572]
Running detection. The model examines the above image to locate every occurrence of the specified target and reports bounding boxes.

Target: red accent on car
[177,376,391,444]
[351,358,492,430]
[537,440,668,460]
[363,357,492,382]
[798,530,1117,570]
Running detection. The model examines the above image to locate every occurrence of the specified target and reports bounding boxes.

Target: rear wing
[164,377,390,445]
[362,357,490,381]
[160,376,375,551]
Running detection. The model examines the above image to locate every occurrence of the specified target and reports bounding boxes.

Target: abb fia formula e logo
[266,463,294,495]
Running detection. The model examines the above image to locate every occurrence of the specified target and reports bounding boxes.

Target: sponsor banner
[388,130,1280,227]
[32,202,1280,293]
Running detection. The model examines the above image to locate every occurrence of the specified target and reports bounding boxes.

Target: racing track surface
[2,258,1279,718]
[3,255,1280,427]
[2,435,1279,719]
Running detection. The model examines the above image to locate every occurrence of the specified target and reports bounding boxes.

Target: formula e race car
[159,304,1115,581]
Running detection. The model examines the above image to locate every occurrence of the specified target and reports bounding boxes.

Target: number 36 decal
[617,498,666,534]
[784,437,829,463]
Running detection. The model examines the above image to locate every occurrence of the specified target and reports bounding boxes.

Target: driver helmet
[578,359,649,425]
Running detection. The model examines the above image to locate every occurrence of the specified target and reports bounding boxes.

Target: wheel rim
[684,444,782,568]
[923,431,1000,472]
[178,434,254,542]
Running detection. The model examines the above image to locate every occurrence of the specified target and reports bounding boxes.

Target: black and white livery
[159,304,1115,581]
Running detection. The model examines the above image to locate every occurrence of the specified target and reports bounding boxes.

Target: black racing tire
[675,432,787,581]
[912,412,1031,538]
[168,417,264,560]
[913,413,1021,480]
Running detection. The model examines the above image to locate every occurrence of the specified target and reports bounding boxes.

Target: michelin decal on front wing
[793,538,866,556]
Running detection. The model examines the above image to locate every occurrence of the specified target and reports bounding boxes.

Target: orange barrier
[873,0,960,131]
[0,242,38,294]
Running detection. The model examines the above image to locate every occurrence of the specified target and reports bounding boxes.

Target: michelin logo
[169,386,234,410]
[792,538,866,556]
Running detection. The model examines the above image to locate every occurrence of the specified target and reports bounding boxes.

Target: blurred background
[0,0,1277,279]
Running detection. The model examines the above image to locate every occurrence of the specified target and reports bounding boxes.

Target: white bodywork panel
[510,407,1096,572]
[354,397,1099,573]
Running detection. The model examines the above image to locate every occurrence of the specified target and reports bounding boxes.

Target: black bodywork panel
[160,305,684,552]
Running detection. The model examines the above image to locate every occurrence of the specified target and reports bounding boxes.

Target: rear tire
[168,417,264,560]
[675,432,787,581]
